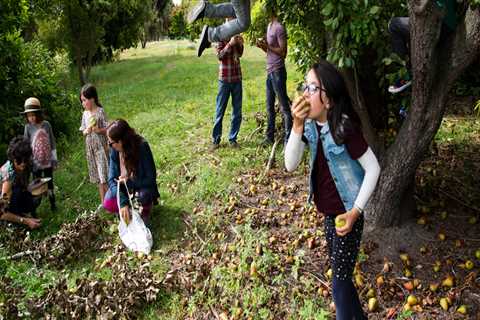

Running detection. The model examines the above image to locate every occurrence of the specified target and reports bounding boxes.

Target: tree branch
[448,8,480,83]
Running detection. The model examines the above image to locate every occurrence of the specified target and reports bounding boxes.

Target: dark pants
[33,167,55,209]
[325,215,366,320]
[212,80,243,144]
[8,185,40,218]
[389,17,410,61]
[266,66,292,143]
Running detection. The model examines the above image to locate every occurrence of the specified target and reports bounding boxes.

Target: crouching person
[0,136,41,229]
[103,119,159,225]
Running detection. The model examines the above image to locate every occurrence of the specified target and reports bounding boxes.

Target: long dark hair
[80,83,103,108]
[7,136,32,188]
[107,119,143,176]
[311,60,361,145]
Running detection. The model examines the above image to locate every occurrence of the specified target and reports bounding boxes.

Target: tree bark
[368,2,480,227]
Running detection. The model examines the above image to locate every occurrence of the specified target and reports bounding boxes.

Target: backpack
[32,128,52,169]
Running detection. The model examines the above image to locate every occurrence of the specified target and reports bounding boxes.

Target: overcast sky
[173,0,182,5]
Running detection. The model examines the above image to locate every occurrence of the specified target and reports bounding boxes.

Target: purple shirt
[266,20,286,74]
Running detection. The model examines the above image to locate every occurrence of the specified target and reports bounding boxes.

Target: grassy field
[1,40,479,319]
[0,40,307,319]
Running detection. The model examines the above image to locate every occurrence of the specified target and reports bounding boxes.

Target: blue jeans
[206,0,251,42]
[266,66,292,143]
[212,80,243,144]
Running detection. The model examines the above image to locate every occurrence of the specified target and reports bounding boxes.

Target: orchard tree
[35,0,154,84]
[251,0,480,227]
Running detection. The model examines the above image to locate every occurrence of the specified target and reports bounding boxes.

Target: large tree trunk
[368,2,480,227]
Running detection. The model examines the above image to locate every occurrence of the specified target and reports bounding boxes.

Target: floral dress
[80,108,109,184]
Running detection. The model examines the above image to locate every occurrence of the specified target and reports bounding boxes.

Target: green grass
[2,40,479,319]
[0,40,304,318]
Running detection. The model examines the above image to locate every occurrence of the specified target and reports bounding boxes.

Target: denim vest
[303,120,365,211]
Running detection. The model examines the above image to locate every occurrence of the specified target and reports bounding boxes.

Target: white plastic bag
[117,180,153,254]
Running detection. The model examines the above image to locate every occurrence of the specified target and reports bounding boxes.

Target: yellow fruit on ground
[457,305,467,314]
[429,283,439,292]
[366,288,375,298]
[465,260,474,270]
[368,297,378,311]
[355,274,364,287]
[439,297,449,311]
[376,275,385,286]
[442,276,454,288]
[417,217,427,225]
[407,295,418,306]
[438,233,446,241]
[326,268,333,279]
[399,253,409,262]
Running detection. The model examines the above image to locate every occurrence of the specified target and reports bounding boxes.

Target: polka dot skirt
[324,214,364,281]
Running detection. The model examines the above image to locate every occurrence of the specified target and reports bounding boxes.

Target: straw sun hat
[22,97,42,114]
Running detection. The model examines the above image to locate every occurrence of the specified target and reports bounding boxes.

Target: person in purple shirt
[255,4,292,145]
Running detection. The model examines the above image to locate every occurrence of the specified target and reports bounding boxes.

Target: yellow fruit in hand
[89,116,97,127]
[335,216,346,228]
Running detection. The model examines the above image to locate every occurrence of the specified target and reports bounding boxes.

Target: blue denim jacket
[303,120,365,211]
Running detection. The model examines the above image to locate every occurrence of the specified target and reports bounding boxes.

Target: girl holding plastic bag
[103,119,159,225]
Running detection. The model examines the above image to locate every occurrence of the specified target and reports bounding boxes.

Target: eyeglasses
[300,83,325,95]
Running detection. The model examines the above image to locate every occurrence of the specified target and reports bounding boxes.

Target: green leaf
[369,6,381,15]
[321,2,335,16]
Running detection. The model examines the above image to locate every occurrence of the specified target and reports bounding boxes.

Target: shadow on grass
[149,203,186,251]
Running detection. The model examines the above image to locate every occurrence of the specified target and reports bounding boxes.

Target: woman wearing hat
[0,136,42,229]
[23,97,58,210]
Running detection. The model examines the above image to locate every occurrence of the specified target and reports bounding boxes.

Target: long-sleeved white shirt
[285,126,380,213]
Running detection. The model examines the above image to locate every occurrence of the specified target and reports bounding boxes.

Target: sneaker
[187,0,207,24]
[197,25,211,57]
[209,142,220,151]
[229,141,239,148]
[388,78,411,94]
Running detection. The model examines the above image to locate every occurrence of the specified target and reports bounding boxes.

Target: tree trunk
[342,69,383,154]
[368,2,480,227]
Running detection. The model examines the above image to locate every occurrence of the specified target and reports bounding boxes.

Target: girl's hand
[118,176,128,183]
[83,127,91,136]
[120,206,131,225]
[335,208,361,236]
[291,96,310,133]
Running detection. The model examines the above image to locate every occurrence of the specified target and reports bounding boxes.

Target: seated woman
[103,119,159,225]
[0,136,41,229]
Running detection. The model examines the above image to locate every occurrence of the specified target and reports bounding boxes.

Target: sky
[173,0,182,5]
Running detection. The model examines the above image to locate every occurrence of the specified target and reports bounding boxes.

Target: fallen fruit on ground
[440,297,449,311]
[368,297,378,311]
[407,294,418,306]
